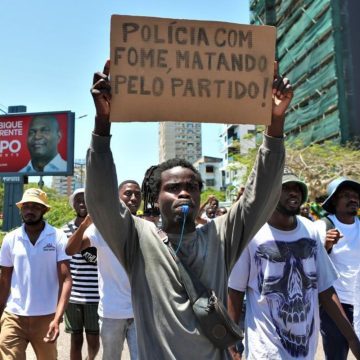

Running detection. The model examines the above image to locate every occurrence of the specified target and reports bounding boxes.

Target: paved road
[25,325,355,359]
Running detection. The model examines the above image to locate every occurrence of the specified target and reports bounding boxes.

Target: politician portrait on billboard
[0,111,74,176]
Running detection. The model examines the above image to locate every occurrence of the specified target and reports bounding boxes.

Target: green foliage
[227,136,360,201]
[229,147,258,183]
[0,231,5,247]
[200,188,226,203]
[21,183,74,228]
[44,200,74,228]
[41,188,74,229]
[284,140,360,200]
[0,182,74,237]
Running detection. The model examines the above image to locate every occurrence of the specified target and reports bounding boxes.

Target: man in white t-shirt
[228,171,360,360]
[354,269,360,341]
[315,177,360,360]
[66,180,142,359]
[0,188,72,359]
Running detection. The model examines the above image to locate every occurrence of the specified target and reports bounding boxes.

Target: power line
[0,102,8,114]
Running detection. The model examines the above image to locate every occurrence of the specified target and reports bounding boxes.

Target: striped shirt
[63,220,100,304]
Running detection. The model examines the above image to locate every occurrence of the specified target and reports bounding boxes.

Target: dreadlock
[141,165,159,216]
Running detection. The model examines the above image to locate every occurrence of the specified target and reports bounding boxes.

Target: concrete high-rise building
[159,122,202,163]
[51,160,86,196]
[51,176,74,197]
[250,0,360,145]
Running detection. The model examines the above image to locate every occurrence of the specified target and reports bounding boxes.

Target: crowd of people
[0,60,359,360]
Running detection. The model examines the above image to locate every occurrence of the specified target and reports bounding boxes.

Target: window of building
[205,165,214,173]
[206,179,215,187]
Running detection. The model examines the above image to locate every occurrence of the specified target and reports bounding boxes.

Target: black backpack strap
[321,216,335,231]
[321,216,335,254]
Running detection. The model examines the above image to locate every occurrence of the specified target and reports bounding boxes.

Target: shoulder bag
[158,229,244,349]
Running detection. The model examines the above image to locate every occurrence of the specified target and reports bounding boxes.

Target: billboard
[0,111,75,176]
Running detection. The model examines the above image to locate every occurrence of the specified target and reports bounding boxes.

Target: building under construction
[250,0,360,145]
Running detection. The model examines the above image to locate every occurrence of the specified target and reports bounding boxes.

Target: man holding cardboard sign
[86,29,292,360]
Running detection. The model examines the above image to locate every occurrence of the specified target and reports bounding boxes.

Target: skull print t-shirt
[229,216,338,360]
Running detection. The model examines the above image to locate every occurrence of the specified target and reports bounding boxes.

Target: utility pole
[2,105,27,231]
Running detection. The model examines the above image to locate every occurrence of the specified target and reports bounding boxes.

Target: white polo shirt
[0,222,71,316]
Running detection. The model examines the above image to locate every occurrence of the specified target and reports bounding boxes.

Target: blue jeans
[320,303,354,360]
[99,317,138,360]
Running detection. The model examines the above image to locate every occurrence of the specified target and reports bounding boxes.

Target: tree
[38,185,74,228]
[200,188,226,203]
[0,182,74,229]
[284,141,360,200]
[0,183,74,245]
[228,139,360,201]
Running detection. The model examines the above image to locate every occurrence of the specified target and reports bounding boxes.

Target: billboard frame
[0,110,75,177]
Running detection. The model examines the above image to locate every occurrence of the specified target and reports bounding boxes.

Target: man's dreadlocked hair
[141,165,159,216]
[141,159,203,215]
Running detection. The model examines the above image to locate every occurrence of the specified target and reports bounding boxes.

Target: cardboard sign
[110,15,276,124]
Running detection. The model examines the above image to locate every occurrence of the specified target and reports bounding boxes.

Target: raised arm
[265,61,293,138]
[86,61,139,271]
[199,195,217,215]
[324,228,342,253]
[223,62,293,270]
[92,59,111,136]
[65,215,92,255]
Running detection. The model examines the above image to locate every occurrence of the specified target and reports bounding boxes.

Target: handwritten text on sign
[110,15,276,124]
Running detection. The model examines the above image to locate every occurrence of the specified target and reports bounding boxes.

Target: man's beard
[347,209,358,217]
[276,202,300,217]
[23,214,44,226]
[77,210,88,218]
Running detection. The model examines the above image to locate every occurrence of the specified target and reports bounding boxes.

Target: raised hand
[266,61,294,137]
[324,228,343,252]
[272,61,293,120]
[91,60,112,135]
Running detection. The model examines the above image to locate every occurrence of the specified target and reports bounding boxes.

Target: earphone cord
[175,212,187,255]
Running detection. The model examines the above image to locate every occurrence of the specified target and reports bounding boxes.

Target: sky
[0,0,249,186]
